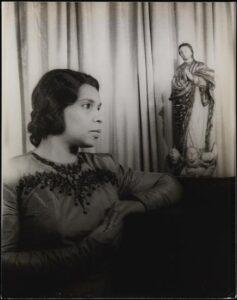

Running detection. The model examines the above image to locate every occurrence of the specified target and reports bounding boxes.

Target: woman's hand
[89,201,145,245]
[89,206,124,245]
[105,200,145,230]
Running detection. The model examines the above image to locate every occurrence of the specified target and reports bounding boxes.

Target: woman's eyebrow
[78,98,94,103]
[78,98,102,106]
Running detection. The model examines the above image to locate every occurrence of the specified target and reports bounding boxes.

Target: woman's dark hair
[178,43,194,56]
[27,69,99,147]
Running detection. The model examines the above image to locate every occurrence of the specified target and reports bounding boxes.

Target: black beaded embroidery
[16,153,118,213]
[31,152,85,173]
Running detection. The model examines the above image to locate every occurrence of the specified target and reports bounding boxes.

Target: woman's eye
[82,103,92,109]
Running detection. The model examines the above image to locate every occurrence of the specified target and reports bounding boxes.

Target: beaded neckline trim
[31,152,84,173]
[17,153,118,214]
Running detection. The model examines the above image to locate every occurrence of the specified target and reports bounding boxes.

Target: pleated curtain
[2,2,236,176]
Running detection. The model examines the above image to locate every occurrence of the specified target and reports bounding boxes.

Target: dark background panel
[112,177,235,298]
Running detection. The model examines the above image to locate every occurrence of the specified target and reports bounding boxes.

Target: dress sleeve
[102,155,183,212]
[2,184,114,293]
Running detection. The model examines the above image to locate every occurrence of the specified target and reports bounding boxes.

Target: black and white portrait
[2,2,235,298]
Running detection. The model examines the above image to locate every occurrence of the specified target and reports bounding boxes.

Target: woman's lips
[89,130,101,139]
[89,130,101,133]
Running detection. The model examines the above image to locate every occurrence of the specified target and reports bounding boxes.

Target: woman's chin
[78,143,95,148]
[70,136,100,148]
[70,141,95,149]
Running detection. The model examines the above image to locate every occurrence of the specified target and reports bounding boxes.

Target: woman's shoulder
[3,152,37,186]
[82,152,118,171]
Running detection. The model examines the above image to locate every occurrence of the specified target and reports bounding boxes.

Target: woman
[169,43,215,157]
[2,69,182,297]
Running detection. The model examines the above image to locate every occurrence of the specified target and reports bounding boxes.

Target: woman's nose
[93,111,103,123]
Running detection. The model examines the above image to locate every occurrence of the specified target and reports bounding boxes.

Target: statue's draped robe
[170,60,215,155]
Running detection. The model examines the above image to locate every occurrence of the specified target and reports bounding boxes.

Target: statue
[168,43,217,177]
[166,148,184,176]
[167,144,217,178]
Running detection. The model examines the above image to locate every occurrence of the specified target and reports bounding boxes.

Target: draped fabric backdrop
[2,2,236,176]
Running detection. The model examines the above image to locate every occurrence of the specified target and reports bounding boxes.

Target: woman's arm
[116,166,183,212]
[100,156,183,227]
[2,184,120,294]
[99,155,183,212]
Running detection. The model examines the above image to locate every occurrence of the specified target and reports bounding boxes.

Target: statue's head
[201,152,217,163]
[178,43,194,61]
[168,148,182,165]
[185,147,200,167]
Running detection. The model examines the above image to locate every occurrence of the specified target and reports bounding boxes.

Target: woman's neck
[34,136,79,164]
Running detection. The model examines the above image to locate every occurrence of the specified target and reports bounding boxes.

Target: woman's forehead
[78,84,100,102]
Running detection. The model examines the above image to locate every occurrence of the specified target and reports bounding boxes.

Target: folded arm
[2,185,114,295]
[117,166,183,212]
[97,153,182,213]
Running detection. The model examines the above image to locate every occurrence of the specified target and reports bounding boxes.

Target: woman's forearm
[131,173,183,212]
[2,236,112,286]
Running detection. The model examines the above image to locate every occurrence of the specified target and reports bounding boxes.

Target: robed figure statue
[167,43,217,177]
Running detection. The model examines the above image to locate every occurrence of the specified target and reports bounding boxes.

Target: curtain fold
[137,2,157,171]
[2,3,23,160]
[213,2,236,176]
[2,2,236,176]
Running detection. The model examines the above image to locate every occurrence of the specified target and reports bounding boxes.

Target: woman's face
[62,84,102,147]
[179,46,193,61]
